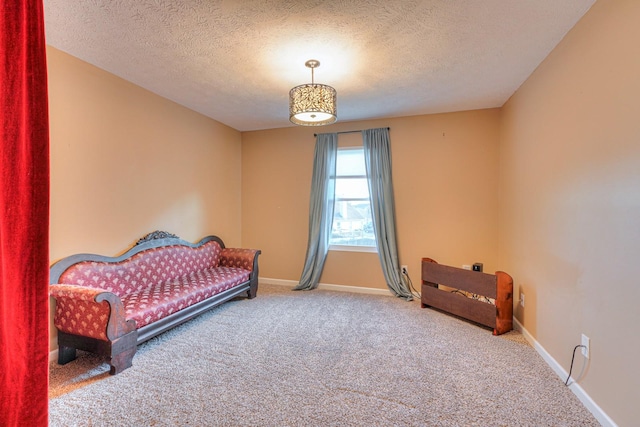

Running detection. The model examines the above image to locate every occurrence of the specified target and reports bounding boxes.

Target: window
[329,148,376,250]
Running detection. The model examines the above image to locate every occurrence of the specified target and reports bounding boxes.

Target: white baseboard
[50,348,58,363]
[259,277,393,297]
[513,318,617,427]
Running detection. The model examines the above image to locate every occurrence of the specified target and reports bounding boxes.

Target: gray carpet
[49,283,599,426]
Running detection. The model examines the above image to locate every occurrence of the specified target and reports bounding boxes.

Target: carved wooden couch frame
[49,231,261,374]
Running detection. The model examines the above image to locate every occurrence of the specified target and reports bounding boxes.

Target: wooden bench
[420,257,513,335]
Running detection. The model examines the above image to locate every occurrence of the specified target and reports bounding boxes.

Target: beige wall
[48,46,243,259]
[499,1,640,425]
[242,110,502,290]
[47,46,242,348]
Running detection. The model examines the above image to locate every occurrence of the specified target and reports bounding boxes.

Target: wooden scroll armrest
[219,248,261,272]
[50,284,136,341]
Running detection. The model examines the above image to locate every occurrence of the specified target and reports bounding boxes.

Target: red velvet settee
[49,231,261,375]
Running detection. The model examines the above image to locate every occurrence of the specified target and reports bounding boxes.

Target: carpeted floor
[49,283,599,426]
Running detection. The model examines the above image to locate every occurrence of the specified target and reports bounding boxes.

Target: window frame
[329,147,377,252]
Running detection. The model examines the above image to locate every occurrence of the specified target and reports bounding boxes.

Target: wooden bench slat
[421,261,497,299]
[421,285,496,328]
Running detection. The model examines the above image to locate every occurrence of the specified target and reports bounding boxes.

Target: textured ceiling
[43,0,596,131]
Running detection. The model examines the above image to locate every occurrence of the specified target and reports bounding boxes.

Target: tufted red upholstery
[58,241,222,298]
[123,266,250,328]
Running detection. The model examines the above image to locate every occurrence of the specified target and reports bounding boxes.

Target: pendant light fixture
[289,59,337,126]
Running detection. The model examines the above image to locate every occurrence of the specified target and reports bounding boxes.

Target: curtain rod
[314,127,390,137]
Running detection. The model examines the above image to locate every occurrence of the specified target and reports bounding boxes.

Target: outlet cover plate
[581,334,590,359]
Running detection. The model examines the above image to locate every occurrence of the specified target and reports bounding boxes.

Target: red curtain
[0,1,50,425]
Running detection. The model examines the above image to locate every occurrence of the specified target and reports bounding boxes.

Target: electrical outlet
[520,292,525,307]
[462,264,471,270]
[401,265,408,275]
[581,334,590,359]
